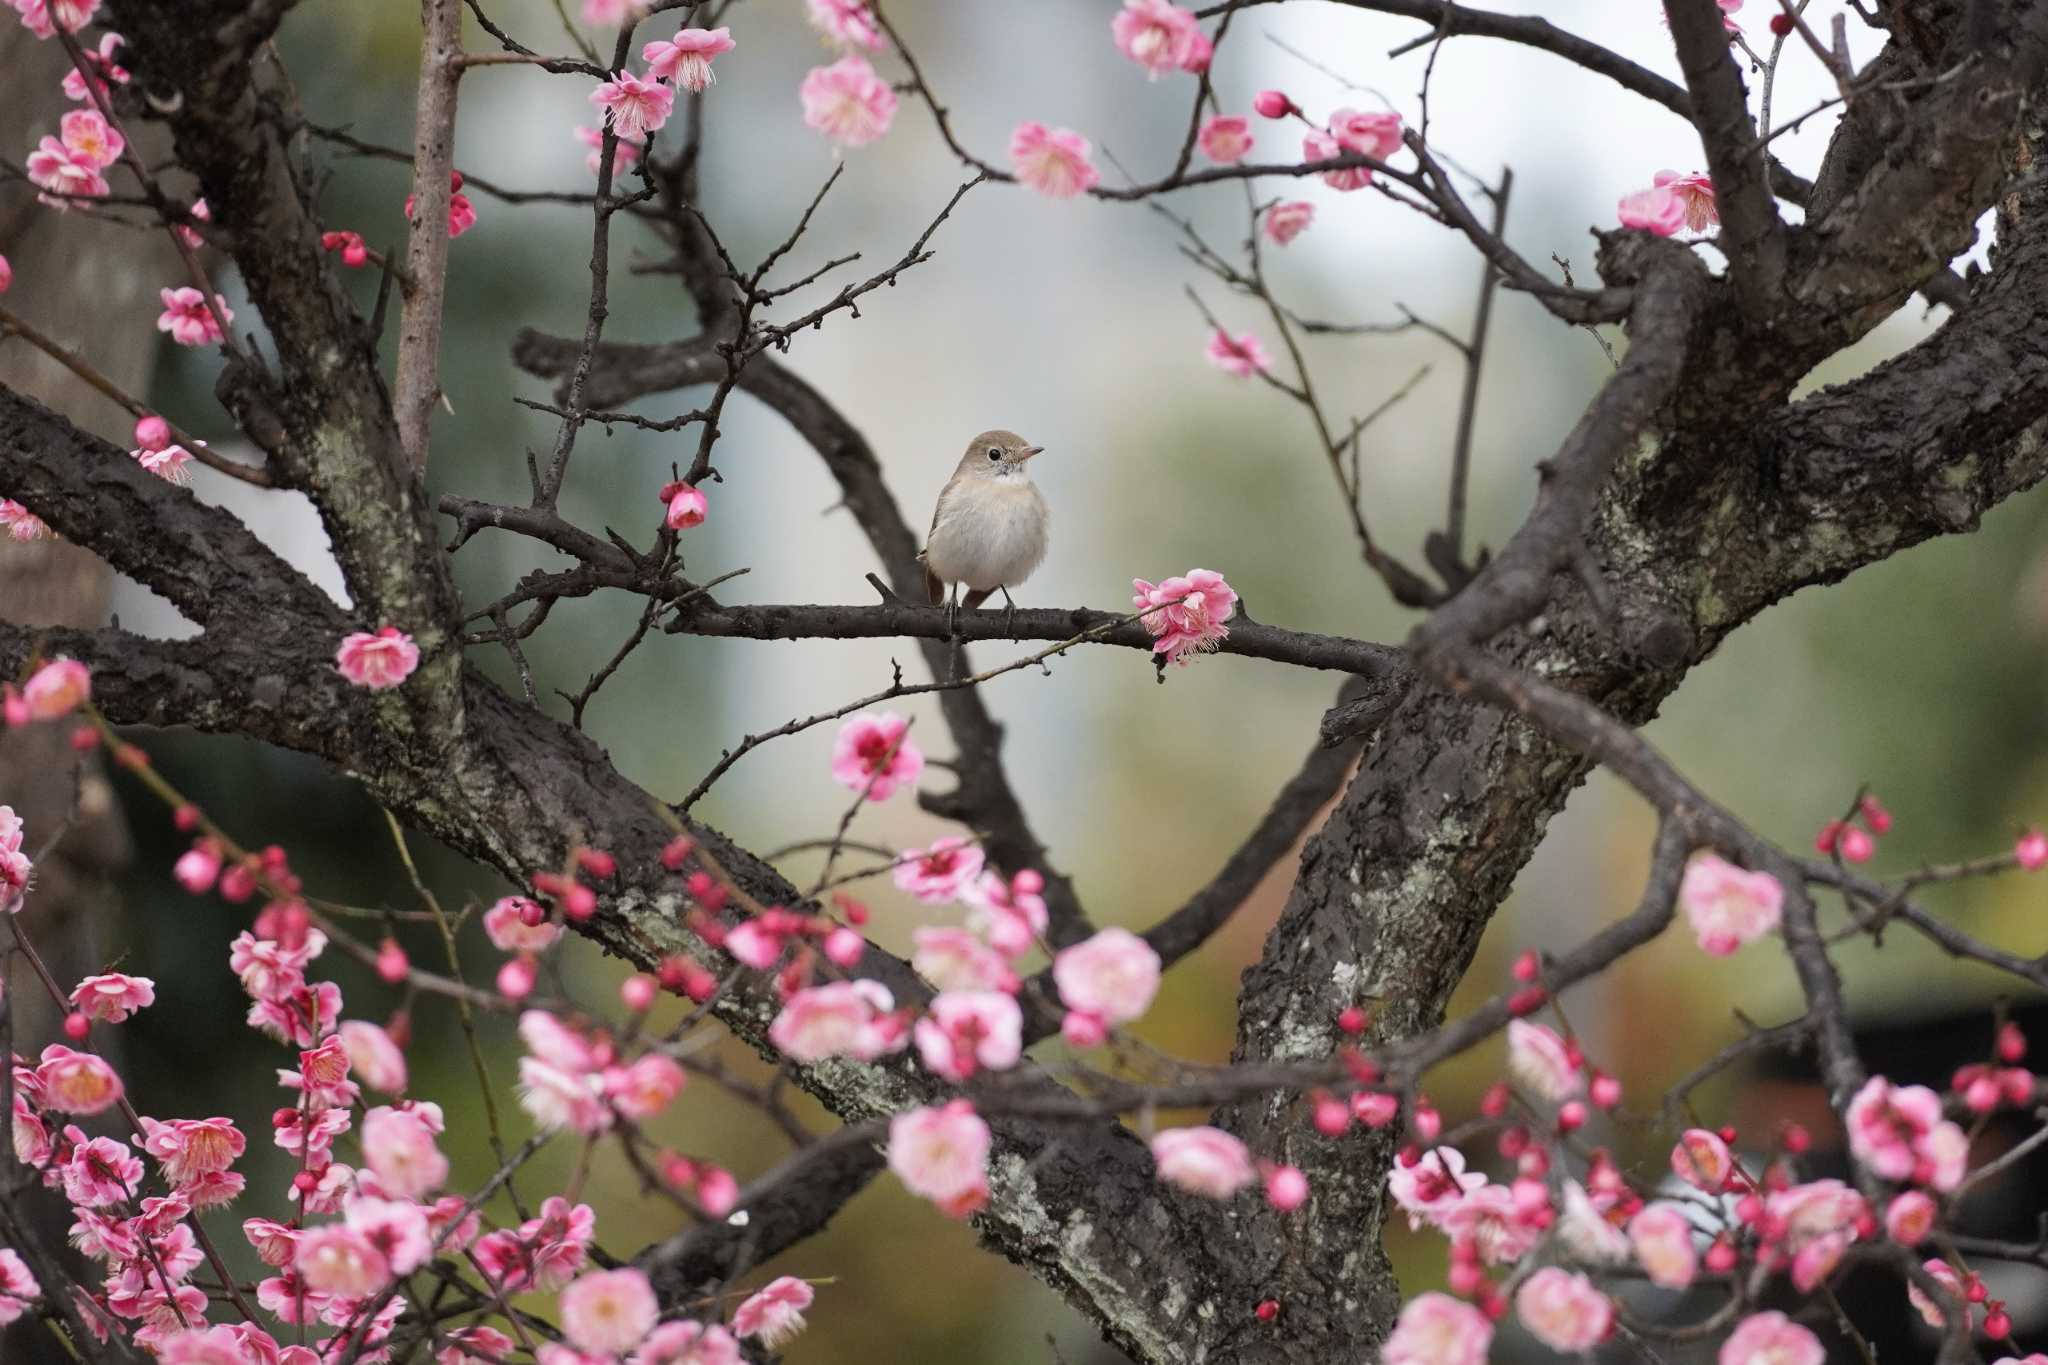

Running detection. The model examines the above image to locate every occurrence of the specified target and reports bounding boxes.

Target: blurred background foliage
[11,0,2046,1359]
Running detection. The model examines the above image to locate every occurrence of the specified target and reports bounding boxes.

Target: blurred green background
[18,0,2048,1359]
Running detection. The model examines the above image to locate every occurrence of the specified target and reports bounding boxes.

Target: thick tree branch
[0,386,328,632]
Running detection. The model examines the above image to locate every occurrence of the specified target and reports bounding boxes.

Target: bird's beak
[1019,446,1045,460]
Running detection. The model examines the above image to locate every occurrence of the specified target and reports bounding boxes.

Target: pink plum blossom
[1720,1311,1824,1365]
[1846,1075,1967,1187]
[137,1116,245,1183]
[1329,108,1402,160]
[1052,927,1160,1036]
[23,657,91,719]
[1010,123,1100,198]
[914,989,1023,1081]
[908,929,1014,996]
[770,980,906,1062]
[603,1053,686,1119]
[1618,185,1686,236]
[1133,569,1238,665]
[62,1135,142,1207]
[893,837,985,902]
[1655,169,1719,230]
[1266,1165,1309,1211]
[156,287,233,346]
[346,1193,432,1276]
[485,896,561,951]
[1629,1202,1699,1288]
[0,500,49,542]
[1264,200,1314,245]
[731,1276,813,1349]
[963,868,1048,956]
[69,972,154,1023]
[1515,1267,1613,1352]
[335,627,421,690]
[1,806,31,898]
[591,72,675,141]
[2017,829,2048,870]
[0,1251,41,1328]
[61,34,128,103]
[1150,1125,1254,1198]
[1111,0,1202,77]
[135,442,197,484]
[323,230,370,267]
[1381,1293,1492,1365]
[1672,1127,1734,1190]
[439,1326,518,1365]
[561,1268,659,1355]
[0,255,9,293]
[581,0,650,24]
[831,711,923,799]
[519,1056,609,1136]
[888,1099,991,1217]
[36,1044,121,1113]
[1886,1189,1937,1245]
[800,56,897,147]
[296,1224,389,1297]
[1440,1183,1542,1264]
[575,124,645,175]
[1387,1147,1485,1229]
[339,1020,408,1094]
[361,1105,448,1198]
[1197,115,1253,164]
[1253,88,1296,119]
[1681,853,1784,954]
[10,0,99,35]
[1506,1020,1582,1101]
[643,29,734,93]
[805,0,883,50]
[25,137,108,205]
[58,109,122,168]
[633,1320,742,1365]
[1204,327,1271,378]
[1765,1178,1867,1291]
[661,479,707,529]
[1302,128,1371,191]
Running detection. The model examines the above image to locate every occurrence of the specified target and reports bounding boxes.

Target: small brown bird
[919,429,1049,630]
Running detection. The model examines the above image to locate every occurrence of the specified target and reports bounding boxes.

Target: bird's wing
[925,481,955,543]
[921,483,953,604]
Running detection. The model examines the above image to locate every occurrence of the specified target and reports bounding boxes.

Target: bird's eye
[986,447,1001,461]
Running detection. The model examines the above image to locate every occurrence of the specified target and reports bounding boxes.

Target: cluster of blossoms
[0,657,826,1357]
[1367,920,2047,1365]
[589,25,735,149]
[766,710,1318,1219]
[1192,97,1404,368]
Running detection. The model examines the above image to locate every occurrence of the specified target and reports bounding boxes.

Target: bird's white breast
[925,481,1049,591]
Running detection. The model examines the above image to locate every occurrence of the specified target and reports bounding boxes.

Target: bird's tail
[919,551,944,606]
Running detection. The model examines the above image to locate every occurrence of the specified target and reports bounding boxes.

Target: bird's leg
[999,585,1018,639]
[944,583,959,638]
